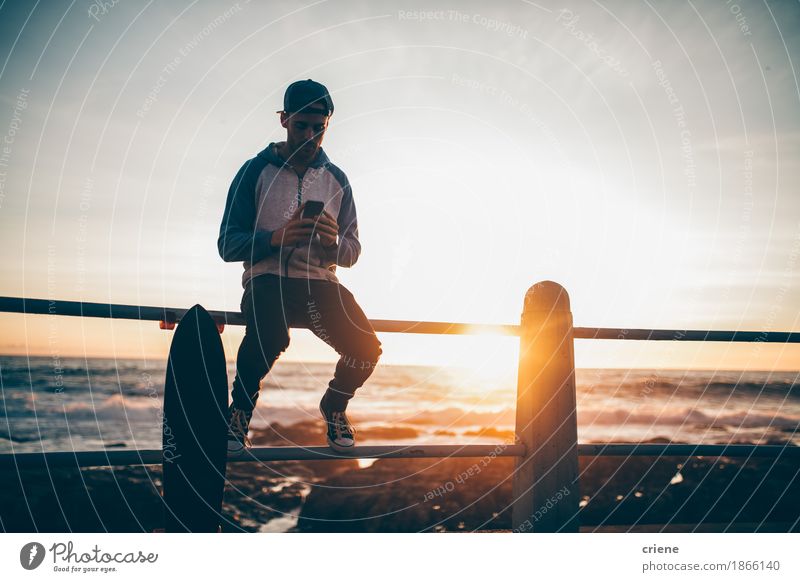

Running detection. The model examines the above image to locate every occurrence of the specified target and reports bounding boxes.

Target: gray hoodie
[217,142,361,287]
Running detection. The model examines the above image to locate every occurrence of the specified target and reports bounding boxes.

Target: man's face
[280,109,329,164]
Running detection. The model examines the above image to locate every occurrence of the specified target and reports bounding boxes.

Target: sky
[0,0,798,371]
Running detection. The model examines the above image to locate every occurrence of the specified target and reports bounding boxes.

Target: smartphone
[302,200,324,219]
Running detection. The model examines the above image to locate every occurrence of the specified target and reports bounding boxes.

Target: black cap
[279,79,334,116]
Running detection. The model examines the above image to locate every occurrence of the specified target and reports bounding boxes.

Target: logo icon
[20,542,46,570]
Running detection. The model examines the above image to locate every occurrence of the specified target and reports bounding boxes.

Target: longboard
[162,304,228,532]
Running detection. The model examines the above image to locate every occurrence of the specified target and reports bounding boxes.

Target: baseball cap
[278,79,334,116]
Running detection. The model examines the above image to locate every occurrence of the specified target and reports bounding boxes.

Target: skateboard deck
[162,304,228,532]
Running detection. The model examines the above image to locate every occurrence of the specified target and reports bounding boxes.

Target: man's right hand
[269,202,317,249]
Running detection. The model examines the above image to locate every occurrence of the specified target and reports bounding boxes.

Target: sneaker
[319,398,356,453]
[226,404,253,455]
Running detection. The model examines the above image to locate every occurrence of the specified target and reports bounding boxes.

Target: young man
[217,79,382,455]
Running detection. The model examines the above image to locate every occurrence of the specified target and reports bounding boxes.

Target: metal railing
[1,281,798,532]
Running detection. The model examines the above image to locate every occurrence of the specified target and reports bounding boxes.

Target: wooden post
[512,281,580,532]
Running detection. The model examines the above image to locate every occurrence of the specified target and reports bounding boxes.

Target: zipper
[296,171,303,209]
[283,171,303,277]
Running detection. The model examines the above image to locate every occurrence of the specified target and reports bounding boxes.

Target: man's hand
[270,203,317,248]
[269,204,338,249]
[313,210,339,248]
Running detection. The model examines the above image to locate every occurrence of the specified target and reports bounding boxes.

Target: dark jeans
[232,274,382,412]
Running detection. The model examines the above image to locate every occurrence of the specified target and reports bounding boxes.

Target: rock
[298,457,514,532]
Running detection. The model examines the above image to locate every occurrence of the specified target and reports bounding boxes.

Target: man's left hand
[314,210,339,247]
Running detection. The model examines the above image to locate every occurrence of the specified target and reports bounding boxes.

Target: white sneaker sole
[319,403,355,454]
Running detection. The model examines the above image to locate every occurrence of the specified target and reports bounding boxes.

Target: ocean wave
[578,407,800,430]
[16,395,800,434]
[393,407,516,427]
[60,394,162,420]
[576,371,799,398]
[278,402,800,433]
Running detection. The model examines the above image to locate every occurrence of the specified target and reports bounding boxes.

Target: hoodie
[217,142,361,287]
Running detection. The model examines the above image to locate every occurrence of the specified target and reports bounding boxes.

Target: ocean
[2,356,798,454]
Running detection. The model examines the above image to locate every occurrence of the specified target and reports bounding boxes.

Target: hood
[257,141,331,169]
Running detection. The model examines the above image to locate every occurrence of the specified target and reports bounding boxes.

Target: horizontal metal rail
[573,327,800,342]
[578,443,799,458]
[0,296,517,335]
[0,444,527,469]
[1,443,796,470]
[1,296,798,341]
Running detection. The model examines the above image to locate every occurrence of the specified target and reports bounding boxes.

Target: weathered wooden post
[512,281,580,532]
